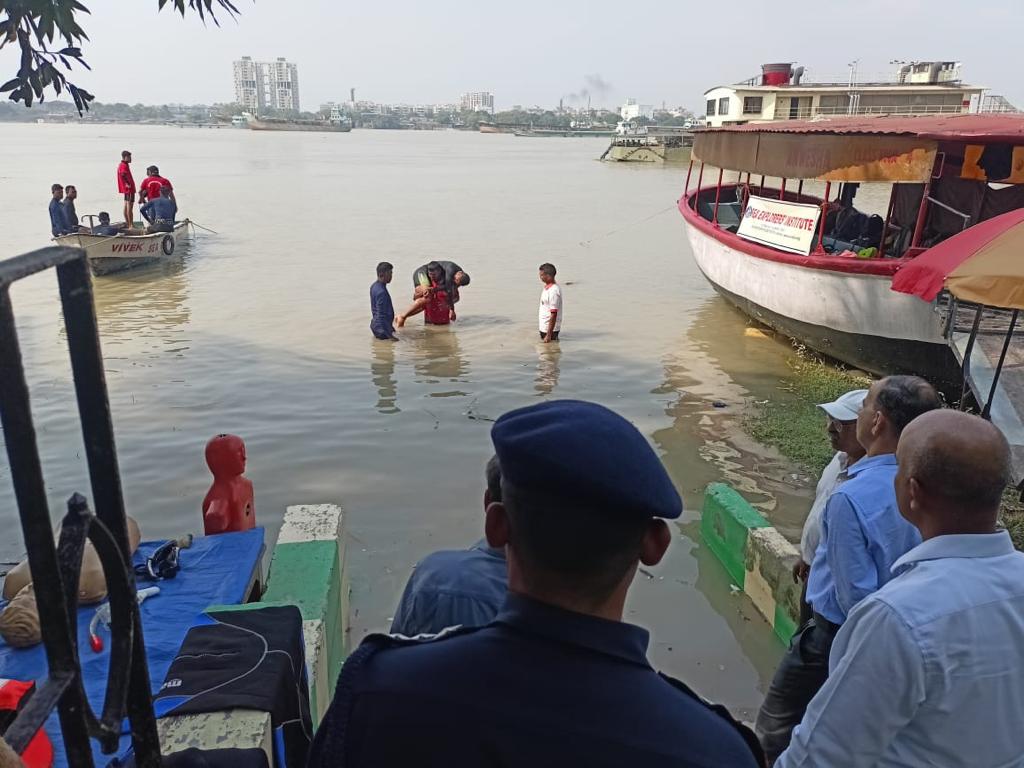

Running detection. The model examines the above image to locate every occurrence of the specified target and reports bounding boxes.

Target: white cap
[818,389,868,421]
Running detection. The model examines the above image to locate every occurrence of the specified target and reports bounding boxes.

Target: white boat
[55,220,191,276]
[679,114,1024,387]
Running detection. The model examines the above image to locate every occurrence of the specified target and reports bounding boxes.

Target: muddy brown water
[0,124,834,718]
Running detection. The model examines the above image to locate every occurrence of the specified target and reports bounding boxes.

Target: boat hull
[606,144,692,163]
[248,119,351,132]
[681,199,959,384]
[56,221,191,276]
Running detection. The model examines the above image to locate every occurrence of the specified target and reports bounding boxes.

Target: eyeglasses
[827,417,857,430]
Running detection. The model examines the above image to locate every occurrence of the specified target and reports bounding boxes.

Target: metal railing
[0,247,161,766]
[770,103,968,120]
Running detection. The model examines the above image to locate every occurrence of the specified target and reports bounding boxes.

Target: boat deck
[943,299,1024,484]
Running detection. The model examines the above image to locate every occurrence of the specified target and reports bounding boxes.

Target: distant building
[232,56,301,112]
[620,98,654,120]
[460,92,495,113]
[703,61,985,127]
[232,57,261,113]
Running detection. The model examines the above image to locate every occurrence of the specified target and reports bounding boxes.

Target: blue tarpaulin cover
[0,527,265,767]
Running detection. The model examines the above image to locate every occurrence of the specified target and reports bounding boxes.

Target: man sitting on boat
[396,260,471,327]
[91,212,121,237]
[140,185,177,234]
[139,165,176,207]
[48,183,74,237]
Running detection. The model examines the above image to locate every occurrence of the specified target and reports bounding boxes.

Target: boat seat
[697,200,742,232]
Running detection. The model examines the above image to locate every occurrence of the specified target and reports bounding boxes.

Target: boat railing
[0,247,161,766]
[770,103,969,121]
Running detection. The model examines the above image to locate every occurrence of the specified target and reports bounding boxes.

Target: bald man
[777,411,1024,767]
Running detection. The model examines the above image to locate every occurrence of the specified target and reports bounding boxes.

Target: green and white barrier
[701,483,800,644]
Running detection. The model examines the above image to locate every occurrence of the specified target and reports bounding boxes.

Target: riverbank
[746,343,1024,550]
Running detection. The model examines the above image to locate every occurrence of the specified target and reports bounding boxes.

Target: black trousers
[755,614,839,764]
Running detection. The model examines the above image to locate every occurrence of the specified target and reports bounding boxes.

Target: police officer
[308,400,763,767]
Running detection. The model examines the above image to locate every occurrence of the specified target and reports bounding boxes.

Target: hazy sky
[4,0,1023,111]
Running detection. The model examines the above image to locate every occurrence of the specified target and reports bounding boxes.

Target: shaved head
[896,411,1010,532]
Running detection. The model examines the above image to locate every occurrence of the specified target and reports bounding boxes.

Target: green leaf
[0,77,20,92]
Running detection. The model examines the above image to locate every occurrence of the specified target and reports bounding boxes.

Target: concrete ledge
[159,709,271,760]
[701,484,800,644]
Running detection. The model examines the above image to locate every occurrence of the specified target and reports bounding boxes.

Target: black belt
[812,612,841,636]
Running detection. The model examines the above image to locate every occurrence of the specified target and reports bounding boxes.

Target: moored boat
[678,114,1024,386]
[55,221,191,276]
[603,125,694,163]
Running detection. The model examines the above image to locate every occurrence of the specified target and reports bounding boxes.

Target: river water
[0,123,821,719]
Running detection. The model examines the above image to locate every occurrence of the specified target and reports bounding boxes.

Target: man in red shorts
[139,165,176,207]
[117,150,136,228]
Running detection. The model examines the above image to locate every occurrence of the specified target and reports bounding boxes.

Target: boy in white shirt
[538,263,562,343]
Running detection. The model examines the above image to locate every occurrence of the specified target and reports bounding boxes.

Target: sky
[3,0,1023,112]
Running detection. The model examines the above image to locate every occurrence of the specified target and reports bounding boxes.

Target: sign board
[737,195,821,256]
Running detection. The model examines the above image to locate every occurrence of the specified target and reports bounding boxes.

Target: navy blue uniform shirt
[369,281,395,339]
[390,539,506,636]
[140,196,177,223]
[309,593,761,767]
[49,198,72,236]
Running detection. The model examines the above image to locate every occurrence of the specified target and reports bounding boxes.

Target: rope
[578,204,676,247]
[187,219,219,235]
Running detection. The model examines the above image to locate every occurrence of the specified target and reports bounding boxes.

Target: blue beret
[490,400,682,519]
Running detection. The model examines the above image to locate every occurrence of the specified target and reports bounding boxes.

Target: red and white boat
[678,114,1024,385]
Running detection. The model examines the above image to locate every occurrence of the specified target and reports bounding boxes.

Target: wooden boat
[54,220,191,276]
[679,114,1024,386]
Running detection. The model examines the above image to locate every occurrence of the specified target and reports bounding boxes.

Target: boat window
[706,99,716,116]
[718,97,730,115]
[818,94,851,116]
[742,97,763,115]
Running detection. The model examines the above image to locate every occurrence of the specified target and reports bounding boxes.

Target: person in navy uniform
[308,399,763,768]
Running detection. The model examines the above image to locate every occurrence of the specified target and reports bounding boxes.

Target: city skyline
[233,57,301,112]
[2,1,1022,111]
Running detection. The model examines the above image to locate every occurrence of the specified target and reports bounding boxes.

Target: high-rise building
[232,56,261,112]
[232,57,301,112]
[460,91,495,113]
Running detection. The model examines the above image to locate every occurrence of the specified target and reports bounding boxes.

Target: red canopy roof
[700,114,1024,144]
[891,208,1024,302]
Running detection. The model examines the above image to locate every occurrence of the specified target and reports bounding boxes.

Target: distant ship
[246,108,352,133]
[247,116,352,133]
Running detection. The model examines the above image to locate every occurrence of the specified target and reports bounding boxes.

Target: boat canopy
[693,114,1024,183]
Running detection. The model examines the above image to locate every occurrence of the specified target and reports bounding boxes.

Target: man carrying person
[139,165,175,207]
[777,410,1024,767]
[395,260,470,327]
[117,150,136,228]
[756,375,942,764]
[794,389,868,624]
[140,186,177,233]
[91,212,120,237]
[370,262,398,341]
[538,262,562,343]
[48,184,73,237]
[308,400,763,767]
[390,455,506,636]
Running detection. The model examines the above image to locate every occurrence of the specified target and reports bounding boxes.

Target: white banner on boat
[737,195,821,256]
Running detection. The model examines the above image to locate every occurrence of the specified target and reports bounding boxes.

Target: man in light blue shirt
[757,375,942,764]
[390,456,507,636]
[779,410,1024,767]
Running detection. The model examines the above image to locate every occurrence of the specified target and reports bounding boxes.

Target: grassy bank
[747,344,1024,550]
[746,346,871,476]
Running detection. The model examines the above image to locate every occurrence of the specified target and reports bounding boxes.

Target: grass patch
[1000,488,1024,551]
[747,345,872,475]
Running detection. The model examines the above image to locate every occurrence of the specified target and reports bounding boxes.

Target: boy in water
[371,262,398,341]
[539,262,562,342]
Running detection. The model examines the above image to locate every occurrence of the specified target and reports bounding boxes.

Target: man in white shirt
[794,389,868,624]
[538,263,562,343]
[777,409,1024,768]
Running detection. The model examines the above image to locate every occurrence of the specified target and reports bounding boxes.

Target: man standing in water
[396,260,470,327]
[116,150,136,228]
[370,262,398,341]
[538,263,562,342]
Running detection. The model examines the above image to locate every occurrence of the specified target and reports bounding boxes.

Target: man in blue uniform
[140,185,177,233]
[390,455,506,636]
[308,399,763,767]
[49,183,73,236]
